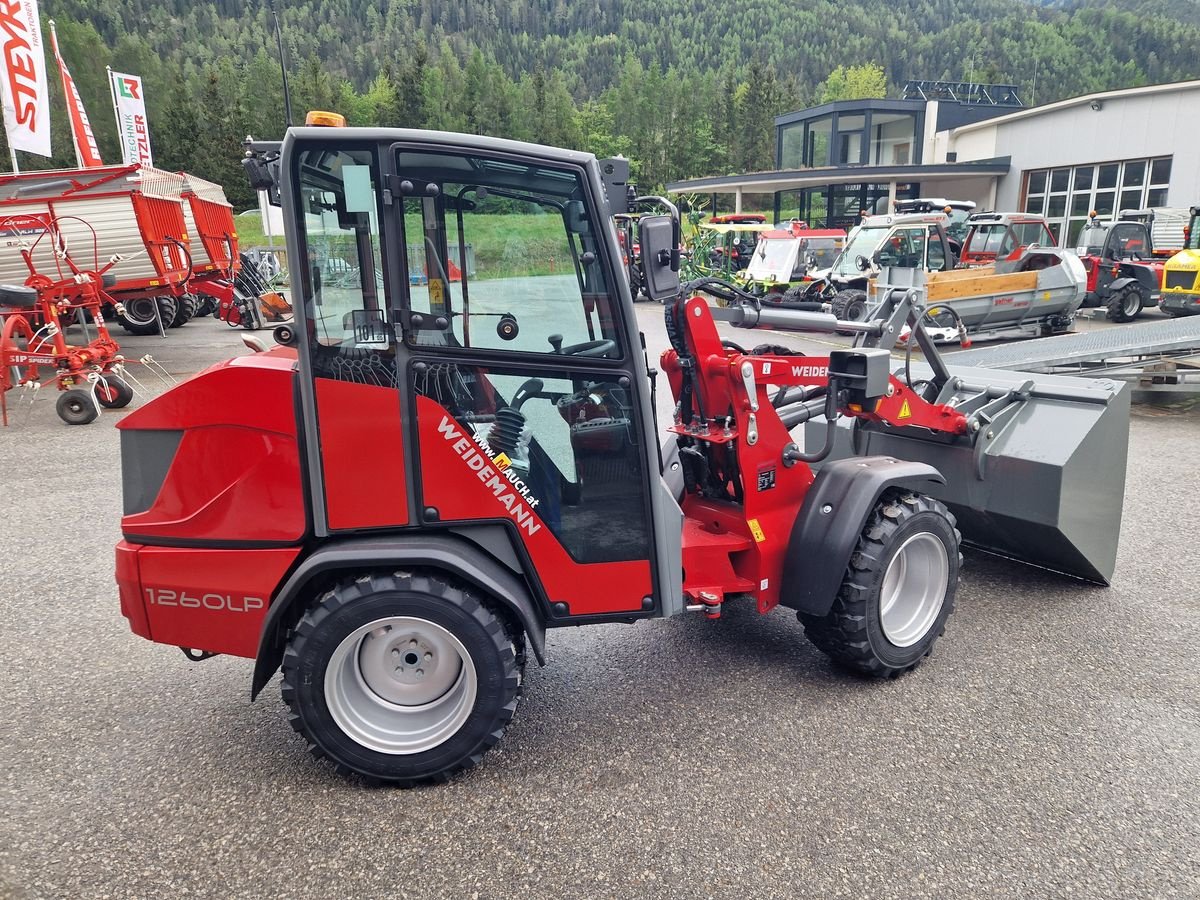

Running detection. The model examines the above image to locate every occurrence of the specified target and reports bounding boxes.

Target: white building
[668,79,1200,248]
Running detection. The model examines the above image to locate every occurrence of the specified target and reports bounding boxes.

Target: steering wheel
[556,338,617,358]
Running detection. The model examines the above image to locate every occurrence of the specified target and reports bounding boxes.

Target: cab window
[399,151,620,360]
[293,146,394,384]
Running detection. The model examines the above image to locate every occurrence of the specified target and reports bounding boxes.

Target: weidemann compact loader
[114,120,1130,784]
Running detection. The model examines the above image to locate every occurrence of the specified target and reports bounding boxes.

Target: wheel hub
[324,616,477,755]
[879,532,949,647]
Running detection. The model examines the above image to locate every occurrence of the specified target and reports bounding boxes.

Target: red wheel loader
[113,125,1130,785]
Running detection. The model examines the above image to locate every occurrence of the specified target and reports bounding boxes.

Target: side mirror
[639,214,680,302]
[242,155,275,192]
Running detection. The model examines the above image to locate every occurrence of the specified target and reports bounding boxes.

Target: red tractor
[1074,213,1164,321]
[113,125,1129,785]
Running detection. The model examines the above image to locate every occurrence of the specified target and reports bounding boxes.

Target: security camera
[1090,100,1103,111]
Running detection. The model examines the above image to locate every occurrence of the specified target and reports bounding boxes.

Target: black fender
[251,534,546,699]
[779,456,944,617]
[1107,276,1145,296]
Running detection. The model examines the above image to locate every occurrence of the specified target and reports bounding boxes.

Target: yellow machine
[1160,206,1200,317]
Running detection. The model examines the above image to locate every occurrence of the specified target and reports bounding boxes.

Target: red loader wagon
[0,164,193,335]
[179,173,240,316]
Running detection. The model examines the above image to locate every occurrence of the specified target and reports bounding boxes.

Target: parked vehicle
[867,217,1085,342]
[738,221,846,303]
[958,212,1056,267]
[1158,206,1200,316]
[113,122,1129,785]
[817,212,954,321]
[1074,212,1164,322]
[892,198,976,254]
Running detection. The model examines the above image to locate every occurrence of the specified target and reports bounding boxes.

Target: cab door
[393,145,668,620]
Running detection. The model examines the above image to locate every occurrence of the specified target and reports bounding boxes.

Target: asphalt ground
[1,306,1198,899]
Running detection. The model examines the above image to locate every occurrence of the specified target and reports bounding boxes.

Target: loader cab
[281,128,682,624]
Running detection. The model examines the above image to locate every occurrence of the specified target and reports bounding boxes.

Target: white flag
[0,0,52,157]
[110,70,152,167]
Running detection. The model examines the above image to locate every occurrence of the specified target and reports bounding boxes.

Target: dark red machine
[114,126,1129,785]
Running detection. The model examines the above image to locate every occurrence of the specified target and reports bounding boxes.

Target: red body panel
[315,378,410,530]
[123,543,301,658]
[415,395,651,616]
[119,350,305,543]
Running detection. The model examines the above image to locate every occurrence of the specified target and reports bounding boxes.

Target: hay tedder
[114,125,1130,785]
[0,214,169,425]
[0,165,291,336]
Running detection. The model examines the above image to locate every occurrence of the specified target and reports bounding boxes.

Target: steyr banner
[50,21,102,167]
[110,69,152,167]
[0,0,52,158]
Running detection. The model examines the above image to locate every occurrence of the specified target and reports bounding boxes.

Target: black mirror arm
[634,195,681,271]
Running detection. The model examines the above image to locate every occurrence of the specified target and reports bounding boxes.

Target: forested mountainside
[20,0,1200,206]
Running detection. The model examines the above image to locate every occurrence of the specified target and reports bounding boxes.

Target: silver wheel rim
[1124,290,1140,316]
[324,616,477,755]
[879,532,949,647]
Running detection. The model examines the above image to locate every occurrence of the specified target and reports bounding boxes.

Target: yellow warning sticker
[493,452,512,471]
[429,279,444,305]
[898,399,912,419]
[748,518,766,543]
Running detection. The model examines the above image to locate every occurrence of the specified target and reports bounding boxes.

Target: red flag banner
[49,21,102,167]
[0,0,51,158]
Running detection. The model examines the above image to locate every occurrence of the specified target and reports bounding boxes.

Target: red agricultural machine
[0,165,197,335]
[0,165,292,336]
[0,213,160,425]
[114,126,1130,785]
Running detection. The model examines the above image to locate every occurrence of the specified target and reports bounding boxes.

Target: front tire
[830,289,870,333]
[281,571,523,785]
[56,388,99,425]
[800,491,960,677]
[1107,284,1145,322]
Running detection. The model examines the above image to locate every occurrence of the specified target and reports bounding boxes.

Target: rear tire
[1107,284,1145,322]
[118,296,178,336]
[169,294,199,328]
[800,491,960,677]
[56,388,99,425]
[281,571,523,785]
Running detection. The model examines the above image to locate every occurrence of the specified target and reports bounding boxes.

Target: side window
[295,147,393,383]
[400,152,620,360]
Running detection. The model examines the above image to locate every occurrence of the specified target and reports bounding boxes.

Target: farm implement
[114,124,1130,785]
[0,214,170,425]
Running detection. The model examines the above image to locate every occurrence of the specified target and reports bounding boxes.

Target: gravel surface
[1,308,1197,900]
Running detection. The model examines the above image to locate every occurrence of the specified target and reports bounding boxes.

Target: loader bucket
[808,365,1130,584]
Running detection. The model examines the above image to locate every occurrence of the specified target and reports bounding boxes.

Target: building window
[1021,156,1172,246]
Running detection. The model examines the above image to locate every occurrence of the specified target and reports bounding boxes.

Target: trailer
[0,165,193,335]
[865,220,1085,342]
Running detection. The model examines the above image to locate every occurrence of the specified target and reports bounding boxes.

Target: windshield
[832,225,888,277]
[746,237,796,280]
[1077,225,1108,256]
[945,210,971,243]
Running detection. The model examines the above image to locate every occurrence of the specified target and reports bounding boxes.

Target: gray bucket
[806,364,1130,585]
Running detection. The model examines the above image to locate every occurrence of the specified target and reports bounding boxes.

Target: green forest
[11,0,1200,209]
